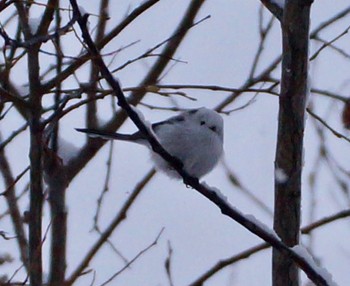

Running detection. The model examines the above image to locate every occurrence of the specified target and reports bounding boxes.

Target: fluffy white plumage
[76,107,224,178]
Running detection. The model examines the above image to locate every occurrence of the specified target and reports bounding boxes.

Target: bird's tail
[75,128,143,142]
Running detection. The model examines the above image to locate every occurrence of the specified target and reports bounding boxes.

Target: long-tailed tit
[76,107,224,178]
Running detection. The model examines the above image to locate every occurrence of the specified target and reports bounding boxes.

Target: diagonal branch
[66,168,156,285]
[260,0,284,21]
[64,0,207,183]
[69,2,334,285]
[189,208,350,286]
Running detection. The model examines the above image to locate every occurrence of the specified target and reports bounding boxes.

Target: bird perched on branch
[76,107,224,179]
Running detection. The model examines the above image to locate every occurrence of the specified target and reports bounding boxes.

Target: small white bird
[76,107,224,178]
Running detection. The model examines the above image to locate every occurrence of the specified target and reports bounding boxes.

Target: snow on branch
[292,245,337,286]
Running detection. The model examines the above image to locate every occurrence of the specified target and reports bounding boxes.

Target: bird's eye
[200,121,206,126]
[210,126,217,132]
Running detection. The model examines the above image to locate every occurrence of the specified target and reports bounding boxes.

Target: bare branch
[310,5,350,37]
[99,228,165,286]
[259,1,283,21]
[310,24,350,61]
[165,241,174,286]
[307,107,350,144]
[66,169,156,285]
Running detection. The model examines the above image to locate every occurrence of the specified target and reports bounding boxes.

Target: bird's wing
[152,114,185,132]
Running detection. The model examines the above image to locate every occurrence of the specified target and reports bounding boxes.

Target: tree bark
[28,46,44,286]
[273,1,312,286]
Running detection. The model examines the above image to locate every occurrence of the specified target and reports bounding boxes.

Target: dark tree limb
[260,0,284,21]
[273,1,312,285]
[86,0,110,131]
[36,0,58,37]
[11,3,45,272]
[24,17,45,283]
[44,148,68,286]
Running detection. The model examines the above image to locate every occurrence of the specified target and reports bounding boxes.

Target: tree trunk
[273,1,312,285]
[28,46,44,286]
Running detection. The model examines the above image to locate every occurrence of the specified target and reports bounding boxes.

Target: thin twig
[165,241,174,286]
[153,83,278,95]
[0,123,28,152]
[222,160,273,216]
[110,15,210,74]
[99,228,165,286]
[93,141,114,231]
[249,8,275,78]
[310,24,350,61]
[0,166,30,196]
[66,168,156,285]
[307,107,350,144]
